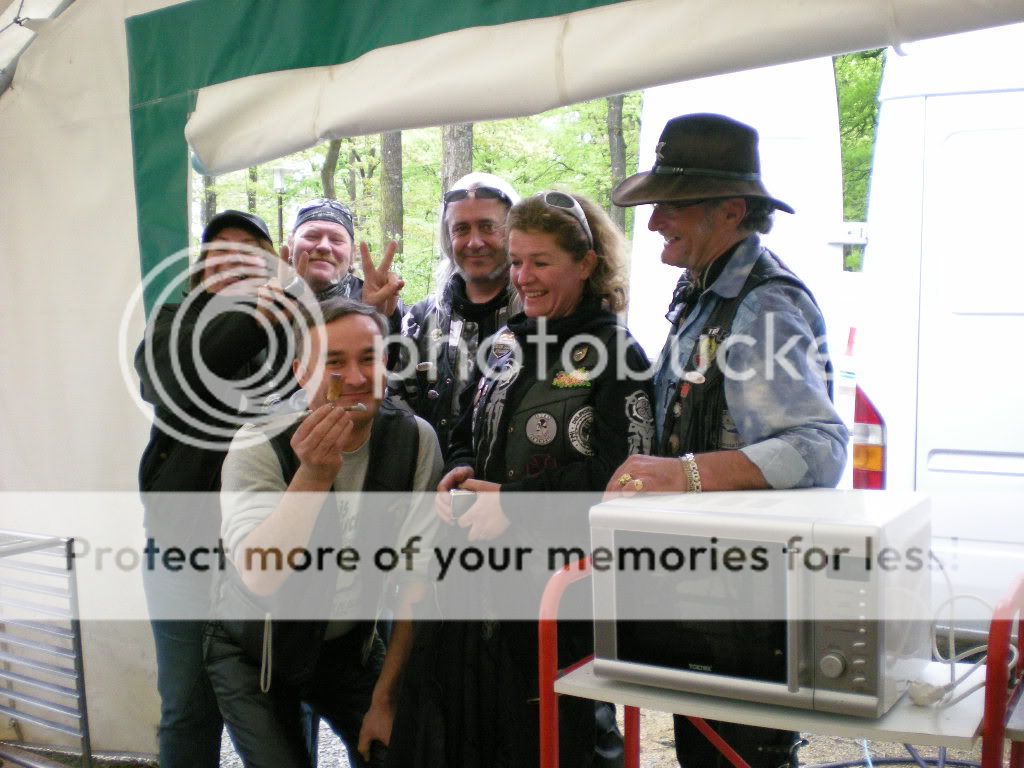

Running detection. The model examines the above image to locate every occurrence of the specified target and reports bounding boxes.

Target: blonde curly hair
[505,192,628,312]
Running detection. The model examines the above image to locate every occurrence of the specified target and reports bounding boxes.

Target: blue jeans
[142,545,223,768]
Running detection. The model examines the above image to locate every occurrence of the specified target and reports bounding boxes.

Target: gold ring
[617,473,633,487]
[633,478,644,492]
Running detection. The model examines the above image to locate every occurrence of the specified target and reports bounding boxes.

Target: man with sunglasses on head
[389,173,521,456]
[605,114,849,768]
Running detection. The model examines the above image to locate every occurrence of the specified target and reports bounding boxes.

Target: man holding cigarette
[205,299,441,768]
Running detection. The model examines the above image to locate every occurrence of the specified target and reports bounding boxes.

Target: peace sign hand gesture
[359,240,405,316]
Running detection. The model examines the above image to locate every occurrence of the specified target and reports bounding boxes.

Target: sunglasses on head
[538,191,594,250]
[442,185,513,209]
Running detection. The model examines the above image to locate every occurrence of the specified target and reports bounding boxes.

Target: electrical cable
[807,758,979,767]
[906,553,1018,709]
[902,743,929,768]
[861,739,875,767]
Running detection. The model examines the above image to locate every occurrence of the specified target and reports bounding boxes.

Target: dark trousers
[142,553,222,768]
[674,717,799,768]
[205,621,385,768]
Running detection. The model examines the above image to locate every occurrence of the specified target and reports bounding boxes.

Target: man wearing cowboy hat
[605,114,848,767]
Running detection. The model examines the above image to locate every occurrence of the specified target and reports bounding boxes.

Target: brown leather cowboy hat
[611,113,794,213]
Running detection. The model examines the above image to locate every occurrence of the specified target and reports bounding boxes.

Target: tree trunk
[247,167,258,213]
[344,146,358,202]
[607,95,626,231]
[201,175,217,225]
[441,123,473,193]
[322,139,341,199]
[380,131,403,252]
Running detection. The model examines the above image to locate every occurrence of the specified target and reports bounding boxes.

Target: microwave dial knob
[819,652,847,679]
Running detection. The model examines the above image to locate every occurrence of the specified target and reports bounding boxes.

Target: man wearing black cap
[136,210,289,768]
[605,114,849,767]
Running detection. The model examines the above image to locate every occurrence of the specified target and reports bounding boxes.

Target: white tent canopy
[186,0,1024,175]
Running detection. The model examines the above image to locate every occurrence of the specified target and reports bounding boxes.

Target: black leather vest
[391,283,515,454]
[474,326,614,483]
[658,249,832,457]
[215,399,420,687]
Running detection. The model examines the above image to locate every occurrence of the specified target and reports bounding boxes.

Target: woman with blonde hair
[389,191,654,768]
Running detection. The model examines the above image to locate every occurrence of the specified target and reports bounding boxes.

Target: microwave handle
[786,568,802,693]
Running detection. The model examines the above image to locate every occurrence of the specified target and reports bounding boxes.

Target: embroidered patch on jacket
[567,407,595,456]
[526,413,557,445]
[552,368,592,388]
[490,331,517,358]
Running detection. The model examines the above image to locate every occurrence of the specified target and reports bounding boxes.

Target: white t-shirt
[220,414,442,629]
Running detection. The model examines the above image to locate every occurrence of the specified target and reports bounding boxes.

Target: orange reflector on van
[853,386,886,489]
[853,443,884,471]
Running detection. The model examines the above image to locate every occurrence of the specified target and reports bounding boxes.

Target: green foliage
[843,244,864,271]
[834,50,884,223]
[191,93,642,306]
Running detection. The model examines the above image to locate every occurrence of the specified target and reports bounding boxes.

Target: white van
[855,23,1024,614]
[855,22,1024,493]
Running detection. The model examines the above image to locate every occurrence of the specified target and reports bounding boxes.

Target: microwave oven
[590,489,931,717]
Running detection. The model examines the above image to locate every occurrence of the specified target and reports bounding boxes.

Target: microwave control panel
[814,620,879,695]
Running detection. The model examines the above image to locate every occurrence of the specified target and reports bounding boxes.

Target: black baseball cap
[201,210,272,244]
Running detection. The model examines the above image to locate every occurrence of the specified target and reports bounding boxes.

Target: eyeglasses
[651,199,712,215]
[442,185,513,209]
[538,191,594,250]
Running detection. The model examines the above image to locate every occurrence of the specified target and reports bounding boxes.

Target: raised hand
[359,240,405,316]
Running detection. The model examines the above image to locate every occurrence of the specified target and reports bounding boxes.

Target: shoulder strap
[265,399,420,492]
[268,422,302,486]
[364,398,421,492]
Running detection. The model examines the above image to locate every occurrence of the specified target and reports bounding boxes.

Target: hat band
[652,165,761,182]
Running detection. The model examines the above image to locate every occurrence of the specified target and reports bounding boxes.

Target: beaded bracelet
[680,452,702,493]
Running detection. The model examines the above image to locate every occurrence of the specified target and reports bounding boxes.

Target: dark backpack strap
[265,399,420,491]
[364,398,421,492]
[267,421,302,485]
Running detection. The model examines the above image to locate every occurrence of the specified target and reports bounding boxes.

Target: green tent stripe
[127,0,626,314]
[129,92,194,312]
[126,0,623,105]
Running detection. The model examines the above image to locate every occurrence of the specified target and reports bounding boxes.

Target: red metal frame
[540,562,1024,768]
[538,557,746,768]
[981,574,1024,768]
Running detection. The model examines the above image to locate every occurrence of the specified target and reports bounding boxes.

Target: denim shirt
[653,235,849,488]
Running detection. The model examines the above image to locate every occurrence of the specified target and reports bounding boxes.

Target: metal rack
[0,530,92,768]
